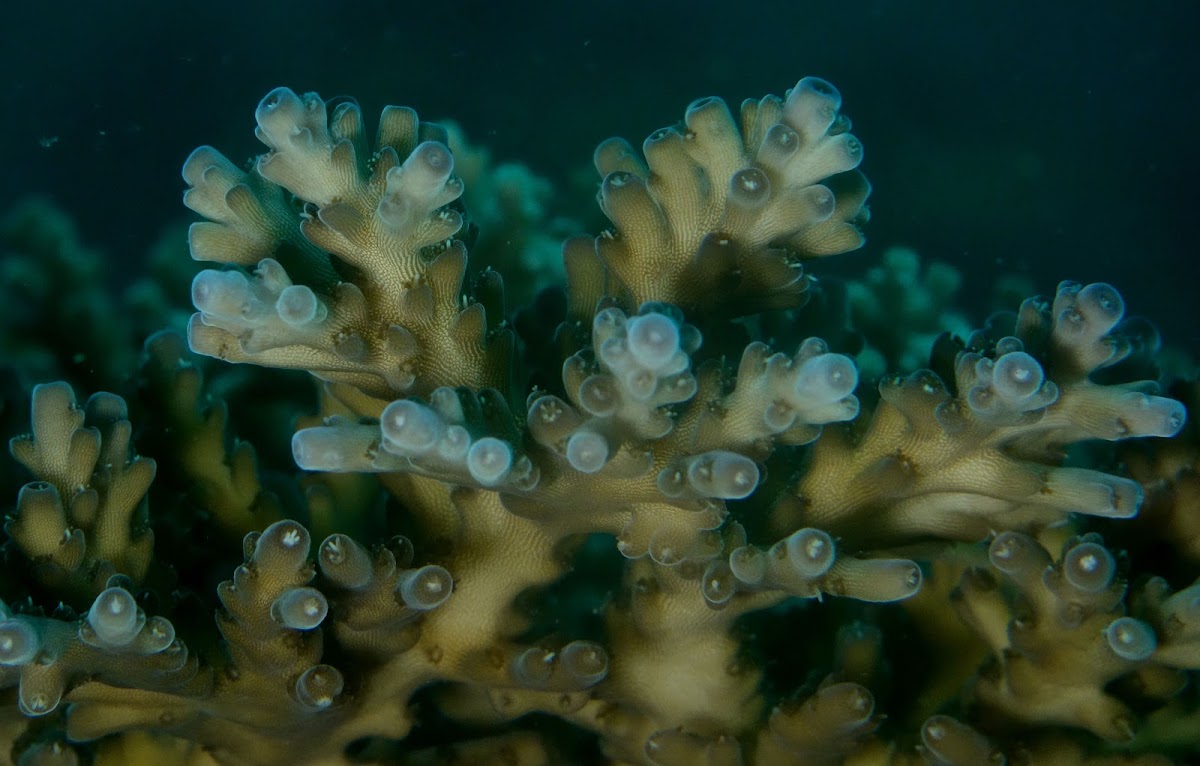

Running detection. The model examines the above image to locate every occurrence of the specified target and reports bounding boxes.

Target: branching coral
[1,76,1196,765]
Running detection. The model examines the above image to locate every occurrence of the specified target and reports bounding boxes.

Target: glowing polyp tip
[0,618,39,666]
[993,351,1044,400]
[88,587,141,647]
[1105,617,1157,661]
[1062,542,1116,593]
[626,313,680,370]
[566,430,608,473]
[381,400,443,454]
[396,565,453,610]
[271,587,329,630]
[786,528,835,578]
[467,437,513,486]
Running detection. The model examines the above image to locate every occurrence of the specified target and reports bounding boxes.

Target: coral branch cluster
[1,76,1195,765]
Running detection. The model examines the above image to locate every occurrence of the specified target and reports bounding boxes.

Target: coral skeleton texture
[1,77,1197,765]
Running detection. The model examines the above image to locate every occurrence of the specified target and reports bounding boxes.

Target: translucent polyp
[395,565,453,610]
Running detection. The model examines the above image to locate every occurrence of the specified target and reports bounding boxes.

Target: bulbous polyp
[276,284,322,327]
[18,674,62,717]
[794,353,858,405]
[920,715,996,765]
[991,351,1045,401]
[988,531,1050,576]
[319,533,373,590]
[578,374,619,417]
[466,437,513,486]
[0,617,40,666]
[255,87,323,150]
[252,519,312,572]
[1113,391,1187,439]
[794,183,837,222]
[729,545,767,585]
[294,664,345,710]
[565,430,609,473]
[137,616,176,654]
[1054,282,1125,343]
[684,451,760,499]
[1077,282,1124,325]
[686,95,739,144]
[271,586,329,630]
[786,528,836,579]
[395,565,453,610]
[1061,541,1116,594]
[784,77,842,141]
[511,641,609,690]
[404,141,455,192]
[191,269,253,320]
[701,559,737,606]
[757,123,800,169]
[728,167,772,210]
[86,587,143,648]
[625,312,681,370]
[593,136,644,176]
[1105,616,1157,661]
[381,400,444,454]
[599,170,657,231]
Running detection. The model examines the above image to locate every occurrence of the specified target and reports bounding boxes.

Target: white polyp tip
[988,531,1031,572]
[88,587,141,647]
[271,587,329,630]
[1131,395,1188,438]
[785,77,843,138]
[729,546,767,585]
[786,528,836,578]
[256,87,300,121]
[597,337,629,371]
[701,560,736,605]
[438,425,471,461]
[626,313,681,370]
[1077,282,1125,327]
[795,76,842,105]
[191,270,249,317]
[467,437,513,486]
[0,618,40,666]
[796,354,858,403]
[1106,617,1157,662]
[729,167,772,208]
[292,428,347,472]
[1063,542,1116,593]
[578,375,619,417]
[140,616,176,654]
[256,520,312,564]
[592,306,626,335]
[565,430,609,473]
[381,400,443,454]
[276,285,320,327]
[396,565,453,610]
[696,452,760,500]
[992,351,1045,400]
[412,140,454,180]
[295,664,344,710]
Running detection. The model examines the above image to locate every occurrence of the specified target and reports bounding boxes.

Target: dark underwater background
[1,0,1197,353]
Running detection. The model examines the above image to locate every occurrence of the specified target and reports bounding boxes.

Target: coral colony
[1,77,1198,765]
